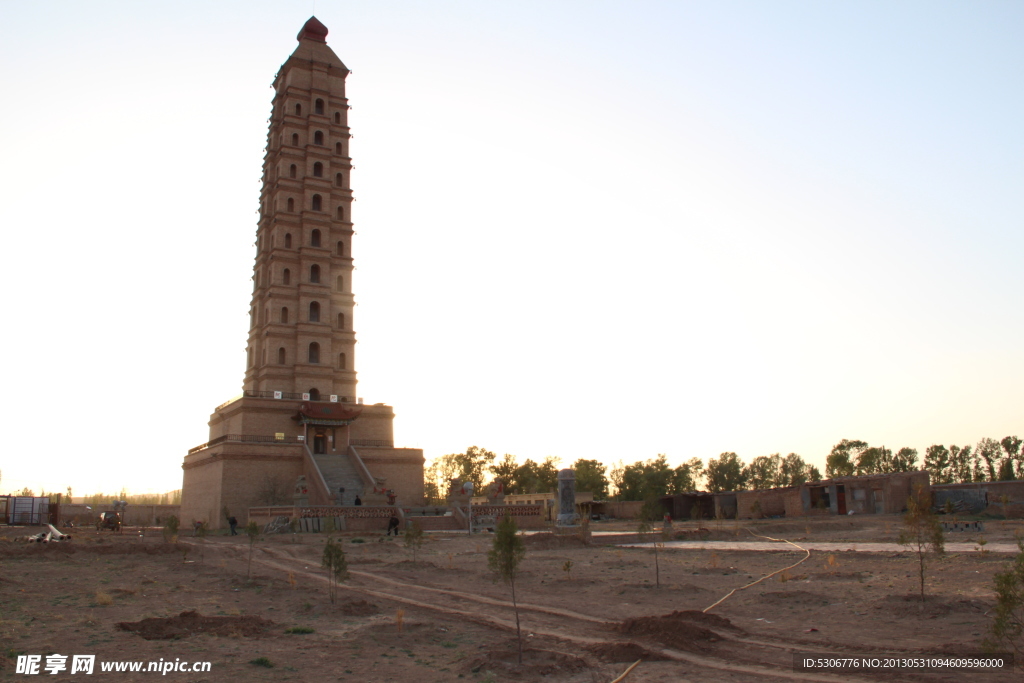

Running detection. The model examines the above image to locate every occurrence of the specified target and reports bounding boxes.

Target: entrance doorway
[313,434,326,454]
[836,485,847,515]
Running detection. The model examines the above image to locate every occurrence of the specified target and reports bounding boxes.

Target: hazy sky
[1,1,1021,495]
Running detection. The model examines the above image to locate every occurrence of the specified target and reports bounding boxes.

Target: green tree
[534,456,560,493]
[1001,436,1023,479]
[924,444,952,484]
[892,447,919,472]
[404,520,425,566]
[614,455,673,500]
[984,536,1024,660]
[826,439,865,478]
[669,458,704,493]
[950,444,974,483]
[743,454,782,489]
[163,515,180,543]
[321,537,349,603]
[977,438,1003,482]
[572,459,609,499]
[779,453,811,486]
[488,515,526,664]
[489,453,519,486]
[856,446,891,475]
[897,486,944,607]
[705,452,746,493]
[245,520,260,579]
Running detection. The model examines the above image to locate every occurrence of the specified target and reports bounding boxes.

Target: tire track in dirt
[217,543,878,682]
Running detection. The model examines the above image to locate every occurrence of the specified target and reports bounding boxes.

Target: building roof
[297,16,329,43]
[294,402,361,426]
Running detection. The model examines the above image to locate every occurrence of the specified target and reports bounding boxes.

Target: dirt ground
[1,515,1020,682]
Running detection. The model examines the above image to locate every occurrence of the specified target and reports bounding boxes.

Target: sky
[0,1,1021,496]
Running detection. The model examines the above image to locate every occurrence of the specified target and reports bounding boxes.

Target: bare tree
[488,515,526,664]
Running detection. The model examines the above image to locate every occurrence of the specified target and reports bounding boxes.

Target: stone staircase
[311,452,366,505]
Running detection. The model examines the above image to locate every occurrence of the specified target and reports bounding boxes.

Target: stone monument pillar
[556,469,580,527]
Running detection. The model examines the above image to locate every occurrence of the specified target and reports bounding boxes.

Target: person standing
[354,495,362,506]
[228,516,238,536]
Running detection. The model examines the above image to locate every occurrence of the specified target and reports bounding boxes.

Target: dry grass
[95,591,114,606]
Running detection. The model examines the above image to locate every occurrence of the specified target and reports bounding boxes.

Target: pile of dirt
[585,642,670,662]
[617,610,738,652]
[756,590,830,606]
[522,533,589,550]
[117,610,273,640]
[464,647,590,678]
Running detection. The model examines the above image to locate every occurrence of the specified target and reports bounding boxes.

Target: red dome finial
[297,16,328,43]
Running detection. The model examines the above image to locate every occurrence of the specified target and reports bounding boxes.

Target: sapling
[637,499,665,587]
[404,521,424,566]
[245,521,260,579]
[984,535,1024,660]
[488,515,526,664]
[562,559,574,581]
[321,537,348,604]
[897,485,944,608]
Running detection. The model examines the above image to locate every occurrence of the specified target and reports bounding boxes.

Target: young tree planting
[488,514,526,664]
[404,520,424,566]
[321,537,349,604]
[245,520,260,579]
[897,486,944,607]
[985,536,1024,660]
[637,499,665,587]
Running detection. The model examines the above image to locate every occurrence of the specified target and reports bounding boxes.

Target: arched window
[278,347,286,364]
[311,229,321,247]
[336,241,344,256]
[334,112,341,124]
[282,268,290,285]
[312,194,322,211]
[335,142,342,154]
[310,264,321,283]
[315,99,324,115]
[308,343,320,364]
[335,173,342,187]
[337,312,345,329]
[291,133,299,146]
[314,131,324,145]
[264,307,269,325]
[339,352,347,370]
[262,347,266,366]
[336,275,343,291]
[247,346,253,367]
[284,233,292,248]
[287,198,294,212]
[295,103,302,116]
[309,387,321,400]
[289,164,297,178]
[313,162,323,177]
[280,307,288,323]
[336,206,344,220]
[250,307,255,328]
[309,301,320,322]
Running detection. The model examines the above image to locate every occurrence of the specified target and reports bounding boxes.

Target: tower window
[295,103,302,116]
[309,387,320,400]
[278,347,286,364]
[336,275,343,291]
[262,347,267,366]
[335,142,342,155]
[334,112,341,124]
[336,206,344,220]
[308,342,320,364]
[313,162,323,177]
[336,241,344,256]
[315,98,324,115]
[311,229,321,247]
[284,233,292,248]
[247,347,253,367]
[280,306,289,323]
[282,268,290,285]
[339,352,346,370]
[290,164,297,178]
[309,301,320,322]
[310,264,321,283]
[314,131,324,145]
[312,194,322,211]
[337,312,345,329]
[335,172,342,187]
[291,133,299,146]
[287,198,295,212]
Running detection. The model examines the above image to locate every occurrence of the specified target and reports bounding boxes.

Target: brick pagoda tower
[180,17,424,529]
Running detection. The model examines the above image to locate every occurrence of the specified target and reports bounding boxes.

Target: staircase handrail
[347,445,378,491]
[303,444,334,506]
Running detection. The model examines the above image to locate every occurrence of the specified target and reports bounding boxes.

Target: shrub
[984,536,1024,659]
[249,657,274,668]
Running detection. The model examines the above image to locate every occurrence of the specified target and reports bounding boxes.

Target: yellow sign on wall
[275,433,285,441]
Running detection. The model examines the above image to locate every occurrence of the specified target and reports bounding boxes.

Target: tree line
[425,435,1020,503]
